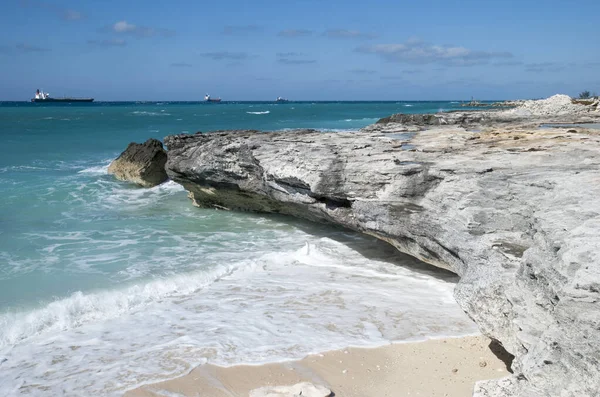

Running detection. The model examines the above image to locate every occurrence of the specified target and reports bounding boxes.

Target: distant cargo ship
[276,96,289,102]
[31,89,94,103]
[204,94,222,103]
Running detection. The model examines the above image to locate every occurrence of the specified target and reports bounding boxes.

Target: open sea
[0,101,480,396]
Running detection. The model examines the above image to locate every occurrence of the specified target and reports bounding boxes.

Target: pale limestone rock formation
[164,119,600,397]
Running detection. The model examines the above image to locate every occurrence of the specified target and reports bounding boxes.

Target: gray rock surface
[108,138,168,187]
[164,117,600,396]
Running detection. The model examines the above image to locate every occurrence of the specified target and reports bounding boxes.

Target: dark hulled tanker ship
[31,89,94,103]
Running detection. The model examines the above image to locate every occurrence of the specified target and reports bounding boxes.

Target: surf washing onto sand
[0,101,479,395]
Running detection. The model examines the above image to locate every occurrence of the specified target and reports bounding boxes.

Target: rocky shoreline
[112,96,600,397]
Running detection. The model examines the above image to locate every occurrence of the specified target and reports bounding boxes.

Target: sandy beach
[126,335,511,397]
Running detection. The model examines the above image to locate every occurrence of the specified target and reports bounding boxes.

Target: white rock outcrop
[163,111,600,397]
[502,94,592,117]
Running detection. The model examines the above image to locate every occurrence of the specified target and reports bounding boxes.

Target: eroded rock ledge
[164,119,600,397]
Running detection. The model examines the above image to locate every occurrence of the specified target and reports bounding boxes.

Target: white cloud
[0,43,50,54]
[276,52,316,65]
[278,29,313,38]
[200,52,253,61]
[357,38,513,66]
[349,68,377,74]
[63,9,83,21]
[20,0,85,21]
[113,21,136,33]
[278,58,316,65]
[88,38,127,47]
[524,62,565,73]
[109,20,174,38]
[324,29,376,39]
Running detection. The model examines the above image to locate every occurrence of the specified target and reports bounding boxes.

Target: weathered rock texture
[164,117,600,396]
[502,94,595,118]
[108,138,168,187]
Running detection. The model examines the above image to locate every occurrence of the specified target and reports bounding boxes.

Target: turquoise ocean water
[0,101,480,396]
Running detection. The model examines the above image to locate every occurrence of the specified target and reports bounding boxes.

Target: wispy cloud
[493,61,524,67]
[171,62,193,67]
[524,62,565,72]
[20,0,84,21]
[87,38,126,47]
[16,43,50,52]
[113,21,136,33]
[0,43,50,54]
[440,77,483,86]
[276,52,316,65]
[323,29,376,39]
[62,9,83,20]
[278,58,317,65]
[222,25,262,35]
[357,38,513,66]
[200,52,253,61]
[277,29,313,38]
[109,20,174,38]
[323,79,359,84]
[380,70,422,79]
[349,68,377,75]
[276,52,305,57]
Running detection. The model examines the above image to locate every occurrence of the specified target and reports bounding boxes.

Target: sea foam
[0,235,478,396]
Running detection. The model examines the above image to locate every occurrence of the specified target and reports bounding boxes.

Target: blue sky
[0,0,598,100]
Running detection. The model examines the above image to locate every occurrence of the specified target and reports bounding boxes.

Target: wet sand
[126,335,511,397]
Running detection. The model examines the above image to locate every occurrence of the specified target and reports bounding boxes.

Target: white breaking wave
[68,179,185,211]
[0,263,246,348]
[131,111,171,116]
[0,236,478,396]
[246,111,270,115]
[341,117,378,123]
[404,104,414,107]
[0,165,49,173]
[77,160,112,175]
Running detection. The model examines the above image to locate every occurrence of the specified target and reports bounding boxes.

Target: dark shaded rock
[377,113,447,125]
[375,112,490,127]
[108,138,168,187]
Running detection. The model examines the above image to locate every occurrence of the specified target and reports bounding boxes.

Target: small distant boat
[276,96,289,103]
[31,89,94,103]
[204,94,222,103]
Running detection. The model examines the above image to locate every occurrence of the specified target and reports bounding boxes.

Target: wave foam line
[0,262,250,348]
